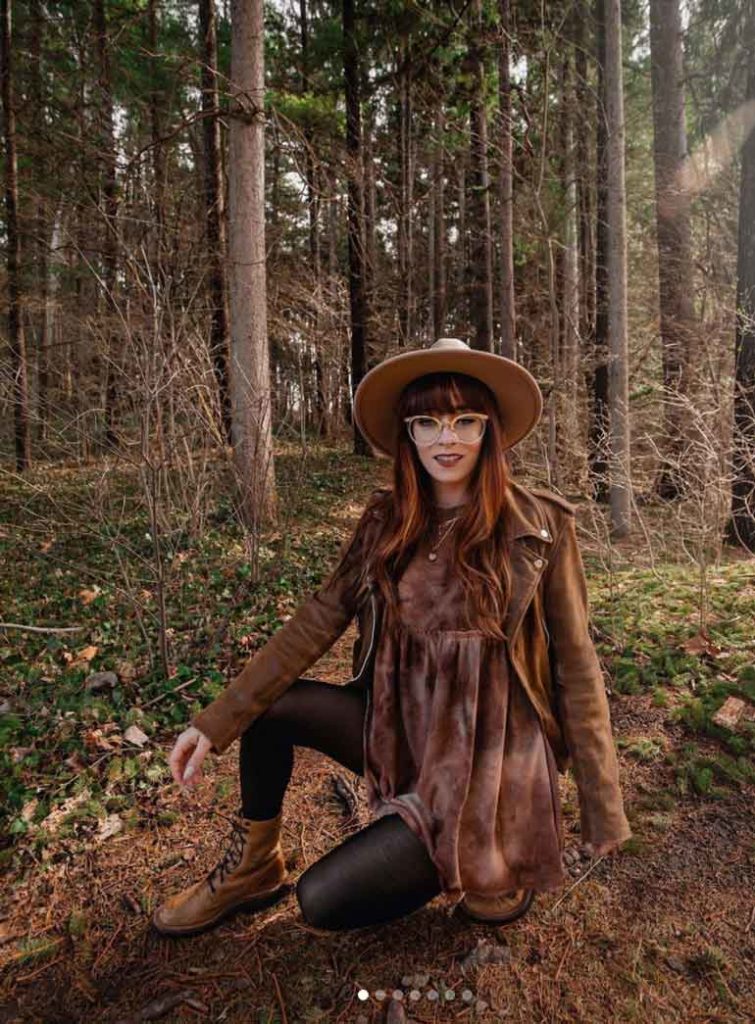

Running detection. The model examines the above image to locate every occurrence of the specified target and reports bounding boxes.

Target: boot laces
[206,810,247,894]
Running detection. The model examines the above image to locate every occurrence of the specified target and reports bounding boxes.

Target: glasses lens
[410,416,441,444]
[454,415,485,442]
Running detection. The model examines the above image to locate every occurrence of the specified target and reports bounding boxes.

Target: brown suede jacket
[191,481,632,856]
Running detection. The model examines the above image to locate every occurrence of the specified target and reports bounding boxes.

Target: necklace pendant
[428,551,437,561]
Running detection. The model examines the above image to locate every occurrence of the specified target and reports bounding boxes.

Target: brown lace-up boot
[151,808,293,937]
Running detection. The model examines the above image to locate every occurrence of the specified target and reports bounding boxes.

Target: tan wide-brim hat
[353,337,543,458]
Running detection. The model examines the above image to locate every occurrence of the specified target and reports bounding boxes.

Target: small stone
[391,989,404,1000]
[85,671,118,693]
[475,1000,489,1012]
[408,990,421,1001]
[712,696,746,729]
[443,988,455,1000]
[401,975,414,987]
[665,956,688,974]
[375,989,386,1000]
[414,974,429,987]
[427,989,439,1001]
[461,989,474,1002]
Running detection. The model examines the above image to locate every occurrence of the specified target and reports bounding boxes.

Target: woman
[152,337,632,937]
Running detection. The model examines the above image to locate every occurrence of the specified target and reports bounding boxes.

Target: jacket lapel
[502,484,554,644]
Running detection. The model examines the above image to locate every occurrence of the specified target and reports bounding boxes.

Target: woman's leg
[238,677,366,820]
[239,677,443,928]
[296,813,443,930]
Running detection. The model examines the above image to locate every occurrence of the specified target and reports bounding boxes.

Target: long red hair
[365,371,515,640]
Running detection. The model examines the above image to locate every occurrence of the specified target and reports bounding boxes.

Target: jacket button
[540,528,549,539]
[534,557,544,568]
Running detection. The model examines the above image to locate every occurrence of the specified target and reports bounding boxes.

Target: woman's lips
[434,454,463,464]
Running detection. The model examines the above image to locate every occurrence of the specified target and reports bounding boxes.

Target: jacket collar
[504,481,554,545]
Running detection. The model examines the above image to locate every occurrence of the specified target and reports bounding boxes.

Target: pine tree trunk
[559,44,581,487]
[200,0,232,445]
[93,0,120,450]
[604,0,631,534]
[590,0,610,500]
[299,0,327,437]
[649,0,696,499]
[228,0,276,532]
[726,0,755,552]
[428,79,446,341]
[467,0,494,352]
[343,0,371,452]
[397,37,414,347]
[497,0,515,359]
[1,0,30,470]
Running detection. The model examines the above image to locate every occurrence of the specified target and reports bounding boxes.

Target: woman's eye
[457,417,476,426]
[417,417,436,427]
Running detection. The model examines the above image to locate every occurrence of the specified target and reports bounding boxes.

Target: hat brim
[353,348,543,457]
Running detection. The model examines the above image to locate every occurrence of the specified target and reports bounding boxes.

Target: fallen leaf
[96,815,123,841]
[84,728,116,752]
[680,631,723,658]
[124,724,149,748]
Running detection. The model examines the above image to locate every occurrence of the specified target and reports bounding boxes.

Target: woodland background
[1,1,754,1022]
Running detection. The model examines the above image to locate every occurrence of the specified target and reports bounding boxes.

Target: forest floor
[1,446,754,1023]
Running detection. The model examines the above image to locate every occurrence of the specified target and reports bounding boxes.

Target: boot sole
[150,882,294,938]
[455,889,535,926]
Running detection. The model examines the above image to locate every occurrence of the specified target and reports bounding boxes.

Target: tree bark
[649,0,696,499]
[726,0,755,552]
[397,35,414,347]
[299,0,327,437]
[429,85,447,339]
[467,0,494,351]
[93,0,120,450]
[558,44,581,488]
[604,0,631,534]
[228,0,276,533]
[343,0,372,452]
[590,0,610,501]
[1,0,30,470]
[200,0,232,444]
[497,0,515,359]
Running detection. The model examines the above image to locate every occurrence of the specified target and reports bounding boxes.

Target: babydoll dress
[362,501,567,900]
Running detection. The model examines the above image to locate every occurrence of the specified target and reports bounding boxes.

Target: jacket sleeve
[543,512,632,856]
[189,493,385,755]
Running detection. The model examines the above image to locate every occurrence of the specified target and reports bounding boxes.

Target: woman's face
[410,406,485,497]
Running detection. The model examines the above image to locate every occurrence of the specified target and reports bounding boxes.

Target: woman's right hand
[169,726,212,788]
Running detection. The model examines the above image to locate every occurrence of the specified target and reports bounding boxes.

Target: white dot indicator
[357,989,369,1001]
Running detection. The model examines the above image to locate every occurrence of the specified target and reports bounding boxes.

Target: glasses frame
[403,412,489,447]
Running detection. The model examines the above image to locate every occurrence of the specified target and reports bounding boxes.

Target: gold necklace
[428,515,460,561]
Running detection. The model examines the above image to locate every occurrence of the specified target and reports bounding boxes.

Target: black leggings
[238,677,443,930]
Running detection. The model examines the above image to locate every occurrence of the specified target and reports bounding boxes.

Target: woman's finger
[169,733,195,785]
[182,733,210,784]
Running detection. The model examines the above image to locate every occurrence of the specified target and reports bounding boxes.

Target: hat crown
[431,337,469,352]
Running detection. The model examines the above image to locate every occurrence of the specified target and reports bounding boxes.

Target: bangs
[400,372,491,417]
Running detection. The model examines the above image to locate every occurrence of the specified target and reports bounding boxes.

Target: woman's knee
[240,678,311,740]
[295,864,343,931]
